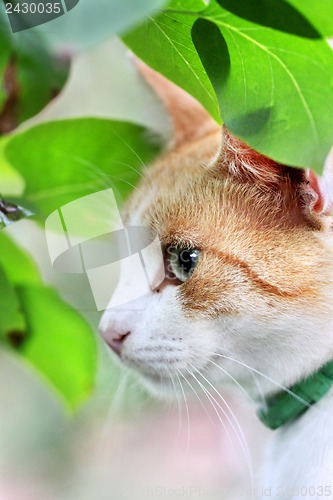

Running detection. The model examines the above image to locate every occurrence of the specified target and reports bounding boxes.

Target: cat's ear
[307,146,333,214]
[218,126,284,185]
[218,126,333,216]
[134,58,219,149]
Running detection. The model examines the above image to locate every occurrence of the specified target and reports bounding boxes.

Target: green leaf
[0,232,40,343]
[4,119,160,217]
[286,0,333,38]
[125,0,333,171]
[0,264,26,342]
[0,137,24,195]
[167,0,210,12]
[193,1,333,170]
[123,11,220,122]
[12,30,68,123]
[16,285,97,410]
[213,0,326,38]
[0,232,39,344]
[0,233,95,409]
[0,232,40,285]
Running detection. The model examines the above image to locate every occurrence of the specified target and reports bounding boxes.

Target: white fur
[261,388,333,499]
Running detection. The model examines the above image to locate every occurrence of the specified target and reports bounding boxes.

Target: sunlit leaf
[286,0,333,37]
[123,11,220,122]
[0,231,40,285]
[167,0,210,12]
[4,119,160,217]
[214,0,326,39]
[0,232,39,345]
[0,137,24,196]
[124,0,333,171]
[193,1,333,170]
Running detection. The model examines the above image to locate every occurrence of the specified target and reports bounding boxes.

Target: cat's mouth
[102,336,168,386]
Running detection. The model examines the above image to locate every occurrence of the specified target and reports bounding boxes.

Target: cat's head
[99,62,333,398]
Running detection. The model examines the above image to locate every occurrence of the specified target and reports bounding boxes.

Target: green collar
[257,359,333,430]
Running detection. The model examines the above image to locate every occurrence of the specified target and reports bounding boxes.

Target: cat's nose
[101,327,131,356]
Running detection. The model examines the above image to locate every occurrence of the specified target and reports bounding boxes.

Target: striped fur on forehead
[144,169,317,240]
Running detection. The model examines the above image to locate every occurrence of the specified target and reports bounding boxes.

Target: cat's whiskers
[177,367,249,475]
[128,342,254,482]
[106,128,163,219]
[190,348,259,408]
[177,366,250,478]
[102,158,156,203]
[175,370,191,463]
[164,375,176,420]
[71,154,163,241]
[186,364,254,491]
[108,127,158,186]
[217,346,267,410]
[100,368,130,466]
[69,156,118,190]
[197,349,312,410]
[248,368,267,411]
[177,368,218,431]
[72,156,147,197]
[165,366,184,459]
[185,368,255,500]
[183,367,244,471]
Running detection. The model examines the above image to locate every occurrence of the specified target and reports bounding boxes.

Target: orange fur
[125,62,333,319]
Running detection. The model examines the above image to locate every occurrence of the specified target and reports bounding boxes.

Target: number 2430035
[6,2,62,14]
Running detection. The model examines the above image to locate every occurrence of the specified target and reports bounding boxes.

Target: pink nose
[104,330,130,356]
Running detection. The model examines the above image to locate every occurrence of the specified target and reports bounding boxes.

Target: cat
[99,61,333,499]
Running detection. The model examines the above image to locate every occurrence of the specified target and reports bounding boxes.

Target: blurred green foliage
[4,118,160,217]
[0,231,97,409]
[0,0,333,410]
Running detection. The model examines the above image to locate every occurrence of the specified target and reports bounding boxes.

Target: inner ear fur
[134,58,220,149]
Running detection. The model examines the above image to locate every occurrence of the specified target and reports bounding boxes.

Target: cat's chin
[136,371,178,401]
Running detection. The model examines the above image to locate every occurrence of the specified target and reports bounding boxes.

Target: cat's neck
[218,309,333,401]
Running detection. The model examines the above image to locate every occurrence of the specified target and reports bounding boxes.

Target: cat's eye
[166,246,200,283]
